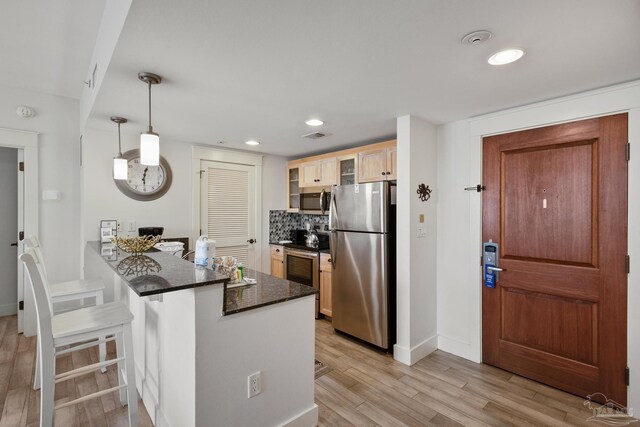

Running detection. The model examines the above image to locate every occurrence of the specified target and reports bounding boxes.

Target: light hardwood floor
[0,315,152,427]
[0,314,624,426]
[315,318,608,427]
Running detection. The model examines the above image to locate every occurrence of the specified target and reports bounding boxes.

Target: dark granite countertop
[223,268,317,315]
[88,241,229,296]
[269,241,330,254]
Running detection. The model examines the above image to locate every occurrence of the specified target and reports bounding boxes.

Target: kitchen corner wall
[80,128,193,256]
[395,115,438,366]
[81,127,287,277]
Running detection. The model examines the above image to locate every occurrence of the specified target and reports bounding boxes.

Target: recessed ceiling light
[305,119,324,126]
[488,49,524,65]
[245,140,260,146]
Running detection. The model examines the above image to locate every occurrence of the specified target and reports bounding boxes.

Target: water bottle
[195,235,210,267]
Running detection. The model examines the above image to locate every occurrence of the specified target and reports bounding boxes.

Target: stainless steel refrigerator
[329,181,396,350]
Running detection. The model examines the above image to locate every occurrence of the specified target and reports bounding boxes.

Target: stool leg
[115,332,127,406]
[33,337,41,390]
[123,324,138,426]
[96,291,107,373]
[40,347,55,427]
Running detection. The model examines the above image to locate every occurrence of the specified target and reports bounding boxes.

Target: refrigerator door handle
[320,189,326,215]
[328,190,337,228]
[329,229,337,269]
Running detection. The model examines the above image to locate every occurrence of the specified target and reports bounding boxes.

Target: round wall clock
[114,149,172,201]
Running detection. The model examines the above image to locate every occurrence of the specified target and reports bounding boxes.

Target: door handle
[486,266,505,272]
[10,242,18,247]
[320,189,326,214]
[247,239,256,244]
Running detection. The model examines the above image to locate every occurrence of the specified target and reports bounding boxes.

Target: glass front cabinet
[287,163,300,212]
[338,155,357,185]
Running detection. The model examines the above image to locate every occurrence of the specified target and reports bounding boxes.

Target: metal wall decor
[417,184,432,202]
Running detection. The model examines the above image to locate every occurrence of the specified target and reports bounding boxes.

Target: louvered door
[200,161,256,268]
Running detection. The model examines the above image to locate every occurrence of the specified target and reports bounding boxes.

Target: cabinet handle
[275,249,280,252]
[387,171,391,174]
[381,172,386,175]
[328,259,332,263]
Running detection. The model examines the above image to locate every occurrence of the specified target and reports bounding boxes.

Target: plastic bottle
[238,263,244,281]
[194,236,210,267]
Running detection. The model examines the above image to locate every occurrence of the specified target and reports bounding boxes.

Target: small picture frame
[100,220,117,243]
[100,227,115,243]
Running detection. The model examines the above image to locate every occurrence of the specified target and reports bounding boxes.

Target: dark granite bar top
[88,241,229,296]
[269,241,331,254]
[223,268,318,315]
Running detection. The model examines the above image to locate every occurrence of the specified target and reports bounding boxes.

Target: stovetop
[283,240,329,252]
[282,230,330,252]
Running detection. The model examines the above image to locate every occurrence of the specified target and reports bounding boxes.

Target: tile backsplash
[269,210,329,242]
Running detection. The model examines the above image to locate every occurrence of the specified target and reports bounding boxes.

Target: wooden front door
[482,114,628,404]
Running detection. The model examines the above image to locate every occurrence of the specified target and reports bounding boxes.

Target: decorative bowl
[111,235,161,255]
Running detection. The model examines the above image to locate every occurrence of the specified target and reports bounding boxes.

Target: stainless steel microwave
[300,188,331,215]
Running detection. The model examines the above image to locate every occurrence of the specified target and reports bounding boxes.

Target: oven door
[283,248,319,317]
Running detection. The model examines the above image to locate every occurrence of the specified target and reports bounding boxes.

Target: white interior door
[200,160,257,268]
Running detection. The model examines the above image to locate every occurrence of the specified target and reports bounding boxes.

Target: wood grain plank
[0,387,28,427]
[315,383,378,427]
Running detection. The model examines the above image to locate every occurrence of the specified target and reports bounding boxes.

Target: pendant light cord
[117,123,122,156]
[148,81,153,132]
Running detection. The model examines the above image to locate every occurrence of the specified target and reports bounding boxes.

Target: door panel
[502,141,594,265]
[482,114,628,404]
[200,161,256,268]
[332,231,388,348]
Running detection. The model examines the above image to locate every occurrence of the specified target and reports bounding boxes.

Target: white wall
[81,128,194,247]
[81,128,287,276]
[436,81,640,411]
[395,115,438,365]
[260,155,287,273]
[0,84,81,285]
[0,147,18,315]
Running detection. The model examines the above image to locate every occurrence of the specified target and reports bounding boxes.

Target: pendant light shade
[110,116,128,180]
[138,72,162,166]
[113,157,128,179]
[140,131,160,166]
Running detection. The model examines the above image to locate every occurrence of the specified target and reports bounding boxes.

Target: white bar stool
[20,248,137,427]
[24,236,108,388]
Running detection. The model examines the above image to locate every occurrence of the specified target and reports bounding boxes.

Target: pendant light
[138,72,162,166]
[111,116,128,180]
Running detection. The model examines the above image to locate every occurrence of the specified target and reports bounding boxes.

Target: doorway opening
[0,147,19,316]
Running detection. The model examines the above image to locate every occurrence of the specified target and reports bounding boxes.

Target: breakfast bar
[84,242,318,427]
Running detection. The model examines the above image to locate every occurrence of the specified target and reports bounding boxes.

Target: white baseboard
[393,334,438,366]
[437,334,481,363]
[0,303,17,317]
[279,404,319,427]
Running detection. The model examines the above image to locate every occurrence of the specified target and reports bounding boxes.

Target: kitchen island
[84,242,318,427]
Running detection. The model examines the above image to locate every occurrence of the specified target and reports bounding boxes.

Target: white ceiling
[0,0,105,99]
[86,0,640,157]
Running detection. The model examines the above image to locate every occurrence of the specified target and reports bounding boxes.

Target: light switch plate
[417,225,427,238]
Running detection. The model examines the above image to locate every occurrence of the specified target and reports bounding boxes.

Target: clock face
[126,159,166,194]
[114,149,172,201]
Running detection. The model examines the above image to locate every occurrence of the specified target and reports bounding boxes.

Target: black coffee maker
[138,227,164,237]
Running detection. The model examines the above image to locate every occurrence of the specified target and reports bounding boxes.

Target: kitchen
[0,1,639,426]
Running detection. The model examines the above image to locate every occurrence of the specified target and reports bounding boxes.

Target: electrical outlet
[127,220,136,233]
[417,225,427,238]
[248,371,261,398]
